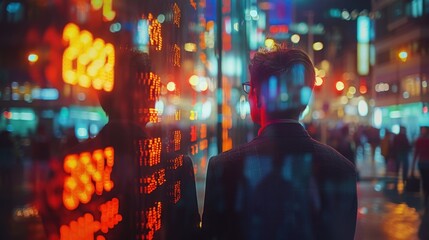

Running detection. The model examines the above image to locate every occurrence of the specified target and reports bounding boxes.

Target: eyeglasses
[242,82,252,94]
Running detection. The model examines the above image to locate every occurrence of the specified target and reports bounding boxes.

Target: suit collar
[258,121,310,138]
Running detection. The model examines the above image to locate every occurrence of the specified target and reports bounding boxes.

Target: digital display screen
[37,1,214,239]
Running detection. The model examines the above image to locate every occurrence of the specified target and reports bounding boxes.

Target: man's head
[98,49,154,123]
[247,47,315,124]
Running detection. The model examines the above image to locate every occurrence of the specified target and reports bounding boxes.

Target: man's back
[202,122,357,240]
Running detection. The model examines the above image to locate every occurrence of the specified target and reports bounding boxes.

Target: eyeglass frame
[242,82,252,94]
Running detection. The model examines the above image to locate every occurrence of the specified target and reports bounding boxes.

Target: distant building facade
[372,0,429,139]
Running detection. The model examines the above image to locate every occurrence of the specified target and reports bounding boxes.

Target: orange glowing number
[173,181,181,204]
[173,130,181,151]
[143,138,161,167]
[148,13,162,51]
[62,23,115,92]
[169,155,183,170]
[173,44,181,67]
[63,147,115,210]
[99,198,122,233]
[143,169,166,194]
[173,3,181,26]
[59,198,122,240]
[60,213,100,240]
[144,202,162,240]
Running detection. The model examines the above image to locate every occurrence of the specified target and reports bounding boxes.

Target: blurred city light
[291,34,300,44]
[358,99,369,116]
[166,82,176,92]
[109,23,121,33]
[184,43,197,52]
[264,38,275,49]
[6,2,22,13]
[28,53,39,63]
[313,42,324,51]
[398,50,408,62]
[157,14,166,23]
[189,75,199,86]
[335,80,345,91]
[315,77,323,87]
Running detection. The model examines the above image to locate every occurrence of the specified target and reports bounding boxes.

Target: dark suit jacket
[202,122,357,240]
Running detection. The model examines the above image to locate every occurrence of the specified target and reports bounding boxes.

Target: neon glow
[63,147,114,210]
[62,23,115,92]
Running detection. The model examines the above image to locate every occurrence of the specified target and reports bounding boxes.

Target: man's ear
[253,87,262,107]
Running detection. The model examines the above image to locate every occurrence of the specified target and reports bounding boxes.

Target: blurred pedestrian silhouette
[39,49,200,240]
[202,47,357,240]
[365,126,380,161]
[393,126,411,182]
[0,130,19,240]
[381,129,395,175]
[418,207,429,240]
[335,125,356,165]
[411,126,429,207]
[31,123,52,203]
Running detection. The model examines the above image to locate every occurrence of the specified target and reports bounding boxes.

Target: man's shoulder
[311,140,357,172]
[209,141,257,163]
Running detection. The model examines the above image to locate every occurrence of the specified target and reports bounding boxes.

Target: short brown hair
[248,47,316,119]
[249,48,315,89]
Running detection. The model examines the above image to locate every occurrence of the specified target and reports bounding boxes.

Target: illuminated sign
[357,16,370,75]
[62,23,115,92]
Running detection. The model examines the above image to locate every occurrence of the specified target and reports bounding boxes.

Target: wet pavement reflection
[355,143,427,240]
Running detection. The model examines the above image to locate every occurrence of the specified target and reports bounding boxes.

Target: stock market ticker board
[38,1,210,239]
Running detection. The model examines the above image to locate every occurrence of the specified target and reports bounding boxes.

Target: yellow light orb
[166,82,176,92]
[291,34,300,44]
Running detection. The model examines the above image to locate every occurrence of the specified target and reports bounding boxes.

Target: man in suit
[202,47,357,240]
